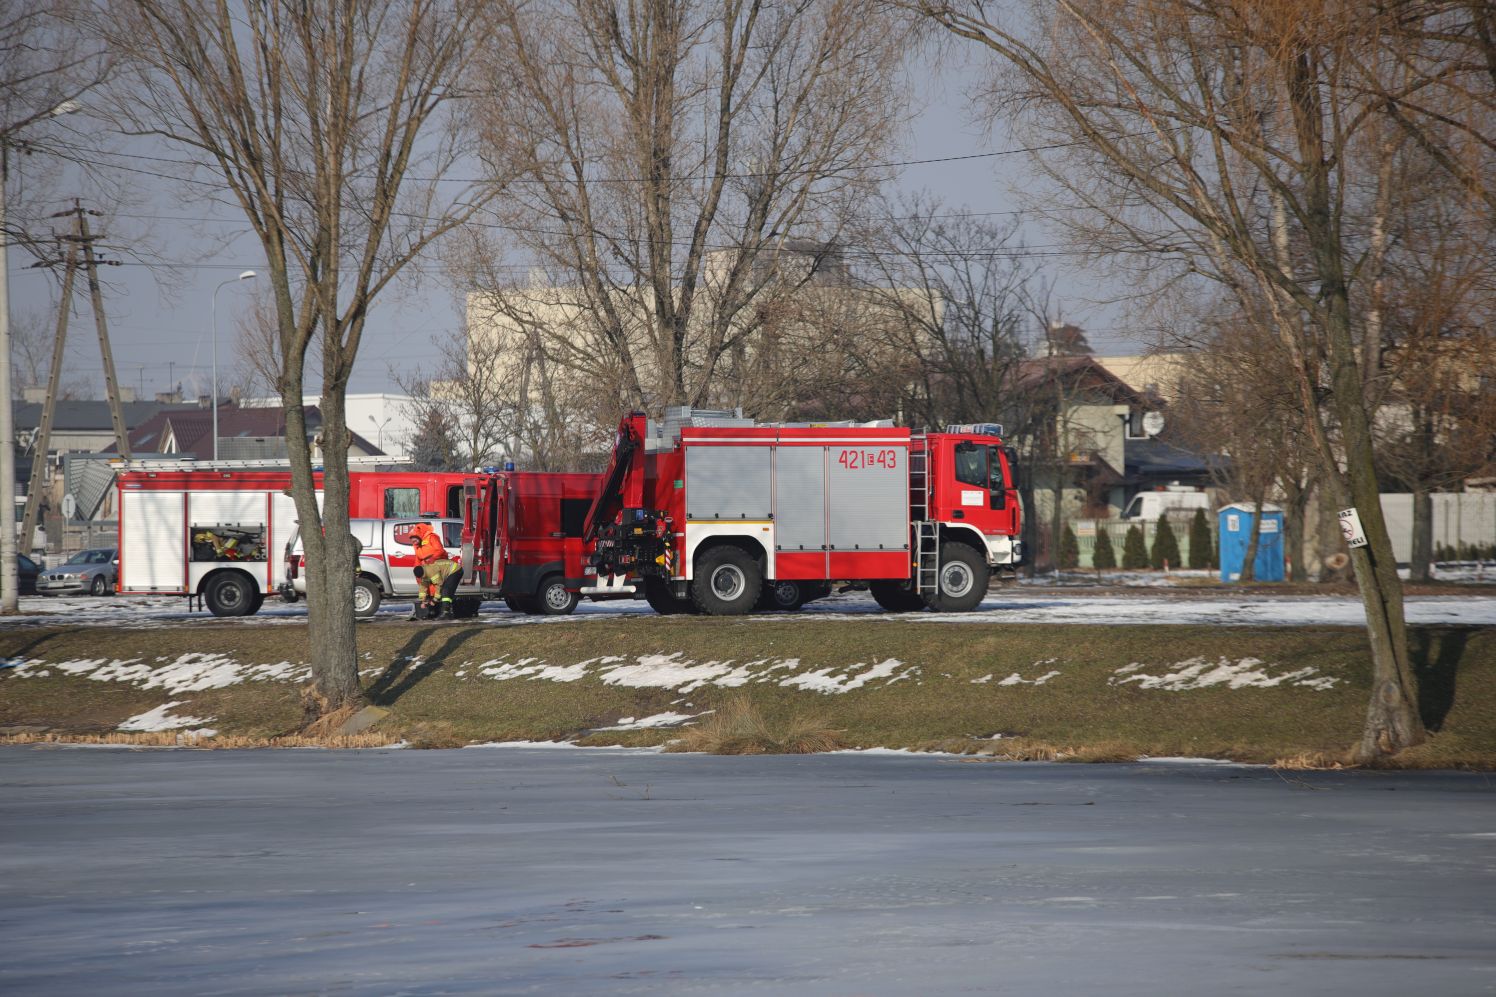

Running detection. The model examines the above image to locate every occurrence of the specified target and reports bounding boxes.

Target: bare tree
[1,1,109,253]
[910,0,1473,758]
[393,320,513,471]
[102,0,492,715]
[1170,300,1317,583]
[848,192,1035,429]
[463,0,909,418]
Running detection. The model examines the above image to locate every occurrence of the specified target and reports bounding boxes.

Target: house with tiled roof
[124,401,383,461]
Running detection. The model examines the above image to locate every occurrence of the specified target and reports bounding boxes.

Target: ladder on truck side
[909,443,939,595]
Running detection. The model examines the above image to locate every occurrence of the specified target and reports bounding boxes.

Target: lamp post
[2,99,81,612]
[369,414,393,453]
[210,270,256,461]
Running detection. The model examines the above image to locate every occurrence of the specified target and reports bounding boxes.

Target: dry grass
[666,694,846,755]
[1273,750,1353,770]
[0,730,396,749]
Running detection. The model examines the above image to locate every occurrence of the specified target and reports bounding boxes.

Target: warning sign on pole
[1338,507,1368,549]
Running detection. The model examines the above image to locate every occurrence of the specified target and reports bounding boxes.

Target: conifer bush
[1092,524,1116,569]
[1122,524,1149,569]
[1151,513,1181,570]
[1059,524,1080,569]
[1188,508,1212,569]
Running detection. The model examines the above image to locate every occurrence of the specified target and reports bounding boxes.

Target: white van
[1120,488,1211,520]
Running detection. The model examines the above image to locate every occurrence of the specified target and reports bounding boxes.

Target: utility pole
[18,234,78,558]
[76,208,129,456]
[1,142,16,611]
[18,203,127,558]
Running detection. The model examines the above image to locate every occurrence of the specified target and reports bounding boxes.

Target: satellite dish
[1142,411,1166,437]
[61,494,77,520]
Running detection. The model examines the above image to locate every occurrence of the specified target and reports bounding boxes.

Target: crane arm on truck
[582,412,646,542]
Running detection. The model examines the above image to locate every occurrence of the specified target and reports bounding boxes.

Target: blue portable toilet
[1218,503,1285,582]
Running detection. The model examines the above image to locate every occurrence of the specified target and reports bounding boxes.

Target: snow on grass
[7,654,308,693]
[465,652,920,695]
[594,712,701,731]
[998,670,1062,687]
[117,701,217,733]
[1111,657,1339,691]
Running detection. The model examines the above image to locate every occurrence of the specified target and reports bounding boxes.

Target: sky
[4,50,1140,403]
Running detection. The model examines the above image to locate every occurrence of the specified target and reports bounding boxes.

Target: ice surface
[1,747,1492,996]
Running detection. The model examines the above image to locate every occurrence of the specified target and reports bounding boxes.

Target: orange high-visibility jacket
[409,522,448,566]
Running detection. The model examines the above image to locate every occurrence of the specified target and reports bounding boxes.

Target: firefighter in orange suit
[408,521,448,566]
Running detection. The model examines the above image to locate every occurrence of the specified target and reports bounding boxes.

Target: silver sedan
[37,548,118,597]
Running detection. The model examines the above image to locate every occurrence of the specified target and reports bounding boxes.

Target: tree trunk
[1410,487,1433,584]
[1238,493,1266,583]
[1283,480,1311,583]
[1285,53,1425,761]
[285,364,364,719]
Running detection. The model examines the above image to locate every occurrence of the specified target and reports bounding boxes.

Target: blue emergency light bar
[945,422,1004,437]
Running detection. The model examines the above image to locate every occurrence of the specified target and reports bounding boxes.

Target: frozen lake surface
[1,746,1493,995]
[6,586,1496,629]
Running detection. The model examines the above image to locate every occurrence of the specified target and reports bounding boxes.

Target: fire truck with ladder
[464,408,1022,615]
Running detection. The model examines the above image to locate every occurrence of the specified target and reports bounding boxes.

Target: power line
[82,135,1101,188]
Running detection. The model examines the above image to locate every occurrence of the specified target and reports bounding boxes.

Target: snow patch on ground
[117,701,217,733]
[998,668,1062,686]
[463,740,662,751]
[8,654,308,693]
[466,652,918,694]
[595,712,701,730]
[1111,657,1339,691]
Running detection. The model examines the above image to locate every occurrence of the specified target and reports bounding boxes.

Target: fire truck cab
[584,409,1021,616]
[459,470,608,614]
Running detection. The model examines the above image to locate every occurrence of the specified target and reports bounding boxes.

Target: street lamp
[2,98,82,612]
[369,414,393,453]
[210,270,256,461]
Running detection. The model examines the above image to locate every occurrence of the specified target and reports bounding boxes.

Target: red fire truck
[575,409,1021,615]
[455,470,613,613]
[116,461,472,616]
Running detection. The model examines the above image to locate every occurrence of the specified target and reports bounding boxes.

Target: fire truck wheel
[352,578,382,618]
[870,580,925,612]
[643,578,696,615]
[757,579,804,612]
[691,546,762,616]
[925,543,990,613]
[536,576,579,616]
[204,572,257,617]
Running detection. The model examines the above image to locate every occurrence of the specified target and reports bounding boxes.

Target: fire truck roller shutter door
[773,445,827,579]
[826,442,909,578]
[686,446,771,520]
[122,491,185,592]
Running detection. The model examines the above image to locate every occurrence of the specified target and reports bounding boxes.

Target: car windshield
[66,549,113,565]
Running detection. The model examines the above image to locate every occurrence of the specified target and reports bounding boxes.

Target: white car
[281,518,474,618]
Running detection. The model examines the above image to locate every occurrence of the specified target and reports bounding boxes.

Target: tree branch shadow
[365,627,483,707]
[1410,625,1473,733]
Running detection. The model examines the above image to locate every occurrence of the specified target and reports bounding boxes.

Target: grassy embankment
[1,619,1492,767]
